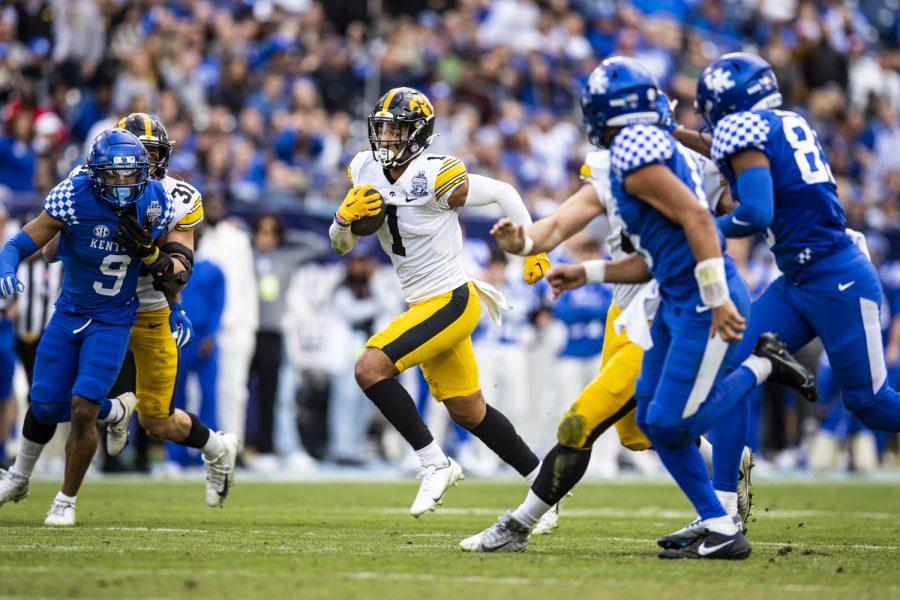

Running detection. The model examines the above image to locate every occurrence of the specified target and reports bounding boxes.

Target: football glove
[168,303,194,349]
[336,185,382,224]
[0,273,23,297]
[524,252,551,285]
[116,214,173,275]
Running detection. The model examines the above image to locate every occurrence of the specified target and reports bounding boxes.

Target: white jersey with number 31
[347,150,470,304]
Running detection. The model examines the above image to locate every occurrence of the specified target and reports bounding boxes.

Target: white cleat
[0,469,30,507]
[106,392,139,457]
[44,499,76,526]
[204,433,238,507]
[409,457,464,517]
[737,446,754,526]
[460,511,531,553]
[533,489,572,536]
[532,503,559,536]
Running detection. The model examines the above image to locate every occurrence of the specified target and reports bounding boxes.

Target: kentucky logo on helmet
[411,171,428,196]
[146,200,162,223]
[704,68,736,94]
[588,69,609,95]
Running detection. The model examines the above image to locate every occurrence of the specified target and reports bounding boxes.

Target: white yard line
[373,506,900,520]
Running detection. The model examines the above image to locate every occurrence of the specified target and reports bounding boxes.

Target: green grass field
[1,479,898,599]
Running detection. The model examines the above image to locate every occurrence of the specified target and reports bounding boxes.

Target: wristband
[583,260,606,283]
[516,234,535,257]
[334,212,350,228]
[694,257,728,308]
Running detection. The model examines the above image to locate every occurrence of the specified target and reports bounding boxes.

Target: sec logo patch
[93,224,110,238]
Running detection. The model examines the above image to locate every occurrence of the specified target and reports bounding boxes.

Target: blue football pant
[710,244,900,495]
[635,274,757,520]
[30,311,131,424]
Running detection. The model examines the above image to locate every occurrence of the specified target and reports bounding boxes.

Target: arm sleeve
[0,231,39,274]
[329,220,360,255]
[715,166,774,238]
[464,174,533,226]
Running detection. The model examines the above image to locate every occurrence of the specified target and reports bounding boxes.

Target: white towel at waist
[471,279,512,326]
[613,281,659,350]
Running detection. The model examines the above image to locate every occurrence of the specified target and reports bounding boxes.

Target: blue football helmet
[87,129,151,209]
[656,90,677,133]
[581,56,660,148]
[695,52,782,126]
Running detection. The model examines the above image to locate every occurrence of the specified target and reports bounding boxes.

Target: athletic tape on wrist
[583,260,606,283]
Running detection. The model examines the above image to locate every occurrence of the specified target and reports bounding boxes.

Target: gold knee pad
[557,412,588,448]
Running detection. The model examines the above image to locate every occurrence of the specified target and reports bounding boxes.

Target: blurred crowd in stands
[1,0,899,476]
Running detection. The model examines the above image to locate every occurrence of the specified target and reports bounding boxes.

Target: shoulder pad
[347,151,371,186]
[68,164,88,179]
[580,150,611,182]
[43,178,80,226]
[711,111,771,163]
[433,155,468,200]
[610,125,674,177]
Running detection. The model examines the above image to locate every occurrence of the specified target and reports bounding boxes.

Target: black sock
[23,407,57,444]
[364,378,433,451]
[468,404,540,477]
[531,443,592,505]
[180,413,212,449]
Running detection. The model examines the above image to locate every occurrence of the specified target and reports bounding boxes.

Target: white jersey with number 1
[347,150,470,304]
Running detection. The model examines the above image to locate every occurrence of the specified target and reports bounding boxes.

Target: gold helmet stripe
[142,114,152,138]
[378,88,402,117]
[115,116,126,129]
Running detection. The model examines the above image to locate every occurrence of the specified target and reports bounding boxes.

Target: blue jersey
[610,124,734,303]
[554,282,611,358]
[712,109,848,275]
[44,173,174,325]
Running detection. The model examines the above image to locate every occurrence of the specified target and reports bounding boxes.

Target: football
[351,209,386,236]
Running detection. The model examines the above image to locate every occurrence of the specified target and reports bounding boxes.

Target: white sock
[715,490,738,517]
[54,491,76,506]
[511,490,551,528]
[11,438,45,479]
[98,397,126,424]
[703,514,738,535]
[201,431,226,461]
[524,461,542,486]
[414,441,449,468]
[742,355,773,385]
[697,437,714,474]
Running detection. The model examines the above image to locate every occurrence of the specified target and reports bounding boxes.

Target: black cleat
[754,333,818,402]
[659,529,752,560]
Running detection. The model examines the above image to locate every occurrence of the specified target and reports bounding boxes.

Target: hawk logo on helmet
[704,68,735,94]
[588,69,609,95]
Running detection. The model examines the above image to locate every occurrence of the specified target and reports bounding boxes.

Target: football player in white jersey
[50,114,238,506]
[330,87,553,518]
[460,92,754,552]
